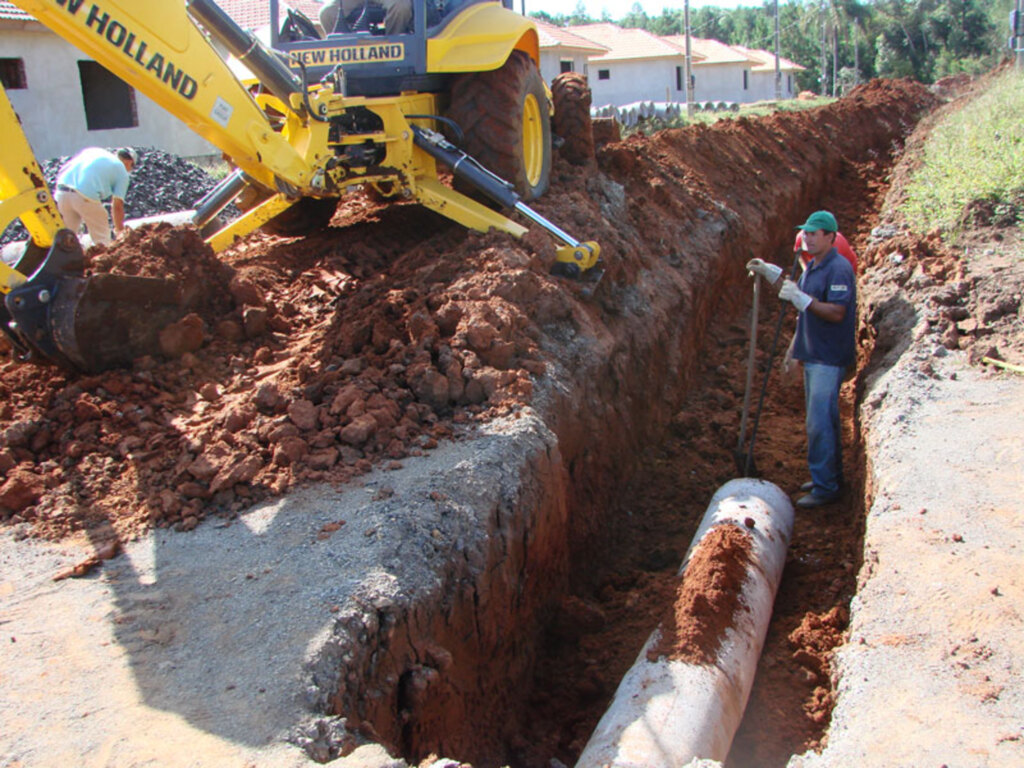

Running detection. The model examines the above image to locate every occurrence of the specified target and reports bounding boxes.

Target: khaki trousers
[55,188,112,245]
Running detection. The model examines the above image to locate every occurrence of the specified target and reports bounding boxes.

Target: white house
[560,24,805,108]
[665,35,751,104]
[730,43,803,101]
[534,19,608,86]
[0,0,320,161]
[565,23,691,107]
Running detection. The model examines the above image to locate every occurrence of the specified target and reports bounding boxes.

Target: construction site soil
[5,75,1012,767]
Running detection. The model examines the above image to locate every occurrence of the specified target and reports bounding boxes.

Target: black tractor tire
[552,72,595,166]
[236,186,338,237]
[446,50,552,202]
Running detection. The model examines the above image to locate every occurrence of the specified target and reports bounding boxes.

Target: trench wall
[307,80,940,765]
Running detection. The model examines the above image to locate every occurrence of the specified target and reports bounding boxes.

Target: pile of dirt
[647,523,754,665]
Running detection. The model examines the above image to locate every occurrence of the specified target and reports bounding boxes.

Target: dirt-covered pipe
[575,478,794,768]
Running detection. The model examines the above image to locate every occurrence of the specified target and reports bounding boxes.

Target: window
[676,66,682,91]
[560,60,572,74]
[787,75,793,94]
[597,69,610,80]
[0,58,26,90]
[78,60,137,131]
[743,70,749,90]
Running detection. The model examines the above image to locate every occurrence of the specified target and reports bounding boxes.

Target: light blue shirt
[56,148,130,202]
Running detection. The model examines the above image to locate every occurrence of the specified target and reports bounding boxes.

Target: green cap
[796,210,838,233]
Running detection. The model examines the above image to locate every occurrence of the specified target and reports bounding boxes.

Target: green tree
[567,0,592,26]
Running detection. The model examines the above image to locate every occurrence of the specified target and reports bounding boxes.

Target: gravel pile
[1,147,230,246]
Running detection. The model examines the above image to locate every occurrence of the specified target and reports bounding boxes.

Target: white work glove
[745,258,783,284]
[779,279,813,312]
[781,334,799,377]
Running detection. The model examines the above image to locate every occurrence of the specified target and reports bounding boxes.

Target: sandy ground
[1,414,553,768]
[793,352,1024,767]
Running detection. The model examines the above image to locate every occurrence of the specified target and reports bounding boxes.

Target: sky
[522,0,760,22]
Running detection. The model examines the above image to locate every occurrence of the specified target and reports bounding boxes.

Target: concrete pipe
[575,478,795,768]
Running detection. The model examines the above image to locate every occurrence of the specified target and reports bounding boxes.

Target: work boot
[799,480,815,492]
[796,491,840,509]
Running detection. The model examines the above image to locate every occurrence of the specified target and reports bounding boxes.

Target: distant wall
[588,58,681,107]
[0,25,216,160]
[539,49,590,85]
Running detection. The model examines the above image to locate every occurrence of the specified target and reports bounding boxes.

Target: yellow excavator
[1,0,600,372]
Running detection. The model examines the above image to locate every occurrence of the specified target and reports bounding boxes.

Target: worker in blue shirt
[55,147,137,246]
[777,210,857,507]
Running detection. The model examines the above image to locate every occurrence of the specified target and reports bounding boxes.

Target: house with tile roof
[0,0,319,163]
[566,23,693,107]
[534,19,608,86]
[563,23,804,108]
[730,43,804,101]
[665,35,752,104]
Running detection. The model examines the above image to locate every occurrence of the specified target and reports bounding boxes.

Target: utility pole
[773,0,781,101]
[819,1,827,97]
[832,21,838,96]
[685,0,694,117]
[1018,0,1024,70]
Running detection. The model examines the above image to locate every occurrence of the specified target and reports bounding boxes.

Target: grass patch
[187,154,232,181]
[903,69,1024,233]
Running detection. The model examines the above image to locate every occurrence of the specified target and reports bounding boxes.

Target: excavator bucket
[3,230,186,373]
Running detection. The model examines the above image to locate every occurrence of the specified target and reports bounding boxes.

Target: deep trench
[312,84,931,767]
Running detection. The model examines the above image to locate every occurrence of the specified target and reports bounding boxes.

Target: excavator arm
[3,0,601,372]
[14,0,315,195]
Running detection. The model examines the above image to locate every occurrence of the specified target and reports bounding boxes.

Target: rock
[255,383,282,413]
[229,276,265,307]
[330,384,363,415]
[0,468,44,511]
[308,448,339,469]
[411,368,450,410]
[223,406,254,432]
[243,306,269,338]
[216,319,245,341]
[208,455,264,494]
[273,436,309,466]
[159,313,205,358]
[340,414,378,446]
[198,382,220,402]
[287,399,319,431]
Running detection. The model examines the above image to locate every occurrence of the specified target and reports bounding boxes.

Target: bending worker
[746,210,857,508]
[54,146,137,246]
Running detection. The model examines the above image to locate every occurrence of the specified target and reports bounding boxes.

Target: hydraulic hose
[186,0,304,107]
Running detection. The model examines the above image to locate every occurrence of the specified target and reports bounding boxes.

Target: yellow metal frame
[0,82,62,294]
[427,4,539,72]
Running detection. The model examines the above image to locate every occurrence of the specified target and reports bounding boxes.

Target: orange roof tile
[216,0,324,31]
[535,19,608,54]
[731,43,805,72]
[0,2,32,21]
[569,23,686,62]
[664,35,747,65]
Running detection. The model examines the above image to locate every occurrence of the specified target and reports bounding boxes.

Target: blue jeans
[803,362,844,497]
